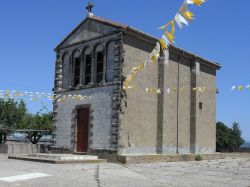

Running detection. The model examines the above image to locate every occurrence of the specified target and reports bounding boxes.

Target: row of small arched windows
[61,42,116,89]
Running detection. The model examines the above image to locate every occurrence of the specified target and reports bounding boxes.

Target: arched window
[73,50,81,87]
[95,45,105,83]
[84,48,92,85]
[106,41,115,82]
[62,53,70,89]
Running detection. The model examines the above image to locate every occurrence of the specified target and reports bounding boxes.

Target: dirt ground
[0,153,249,187]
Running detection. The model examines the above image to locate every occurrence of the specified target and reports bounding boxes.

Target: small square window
[199,102,203,109]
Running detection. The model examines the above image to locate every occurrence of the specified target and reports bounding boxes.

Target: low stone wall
[0,144,41,154]
[118,153,226,164]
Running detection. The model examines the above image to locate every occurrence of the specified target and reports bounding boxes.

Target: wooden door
[76,108,89,152]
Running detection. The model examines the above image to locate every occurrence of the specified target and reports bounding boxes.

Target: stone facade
[53,14,220,157]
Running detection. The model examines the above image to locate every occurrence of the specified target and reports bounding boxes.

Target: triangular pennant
[138,63,145,70]
[182,10,195,21]
[159,25,167,30]
[166,88,171,94]
[179,1,188,14]
[159,35,170,50]
[164,20,175,43]
[178,13,189,26]
[159,38,167,49]
[156,89,161,94]
[163,48,169,65]
[155,42,161,53]
[186,0,194,4]
[192,0,206,6]
[193,87,198,92]
[175,13,183,29]
[238,85,243,91]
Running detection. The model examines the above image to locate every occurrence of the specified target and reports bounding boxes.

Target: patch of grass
[195,155,202,161]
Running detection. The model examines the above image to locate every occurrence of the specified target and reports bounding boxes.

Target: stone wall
[119,34,158,154]
[195,64,217,153]
[54,86,115,151]
[54,30,123,152]
[119,39,218,155]
[163,52,192,154]
[0,144,40,154]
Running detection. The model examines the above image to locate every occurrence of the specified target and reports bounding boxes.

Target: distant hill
[241,141,250,148]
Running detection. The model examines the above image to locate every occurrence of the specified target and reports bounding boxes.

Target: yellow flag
[182,11,195,21]
[159,25,167,30]
[151,55,158,63]
[202,86,206,92]
[164,20,175,43]
[192,0,205,6]
[149,88,153,93]
[238,85,243,91]
[159,38,166,49]
[138,63,145,70]
[155,89,161,94]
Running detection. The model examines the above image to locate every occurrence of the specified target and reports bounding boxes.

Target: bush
[195,155,202,161]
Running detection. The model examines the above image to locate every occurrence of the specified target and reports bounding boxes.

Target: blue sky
[0,0,249,141]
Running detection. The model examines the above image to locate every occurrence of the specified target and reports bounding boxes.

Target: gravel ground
[0,154,250,187]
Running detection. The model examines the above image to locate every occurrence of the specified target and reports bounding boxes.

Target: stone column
[190,61,200,153]
[52,53,63,146]
[110,34,123,151]
[156,51,165,154]
[54,54,63,92]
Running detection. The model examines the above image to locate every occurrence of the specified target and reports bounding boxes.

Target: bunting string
[124,0,207,91]
[0,90,91,103]
[0,84,249,104]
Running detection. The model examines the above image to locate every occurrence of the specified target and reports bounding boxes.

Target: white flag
[166,88,171,94]
[162,35,170,46]
[163,48,169,65]
[178,13,189,26]
[175,14,183,29]
[155,42,161,53]
[186,0,194,4]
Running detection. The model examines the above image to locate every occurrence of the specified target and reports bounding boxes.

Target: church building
[52,3,221,160]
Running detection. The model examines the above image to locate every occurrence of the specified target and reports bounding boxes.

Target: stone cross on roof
[86,1,94,13]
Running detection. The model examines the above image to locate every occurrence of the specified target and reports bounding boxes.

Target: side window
[96,52,104,83]
[73,51,81,87]
[95,45,105,83]
[85,54,92,85]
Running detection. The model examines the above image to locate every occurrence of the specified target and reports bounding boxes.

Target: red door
[76,108,89,152]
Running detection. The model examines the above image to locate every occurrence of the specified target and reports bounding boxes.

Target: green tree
[17,111,53,144]
[216,121,245,151]
[230,122,245,150]
[0,99,26,144]
[216,122,231,150]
